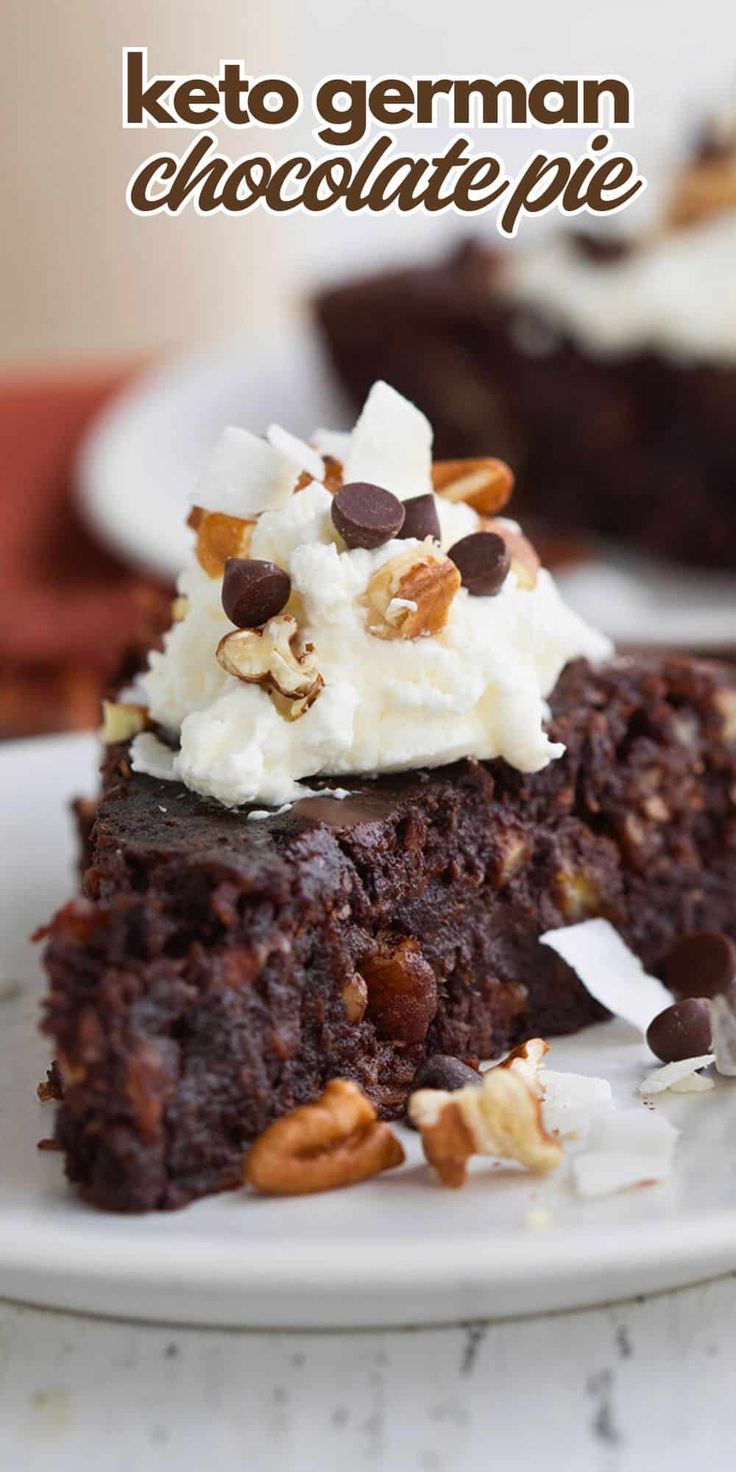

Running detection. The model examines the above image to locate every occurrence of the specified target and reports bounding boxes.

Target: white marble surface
[2,1276,734,1471]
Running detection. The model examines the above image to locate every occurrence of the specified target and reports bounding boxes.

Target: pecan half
[432,458,514,515]
[244,1079,405,1195]
[361,547,460,640]
[99,701,149,745]
[189,506,255,578]
[216,613,323,719]
[409,1041,561,1187]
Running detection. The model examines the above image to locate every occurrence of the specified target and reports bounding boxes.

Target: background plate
[2,733,736,1328]
[76,329,736,651]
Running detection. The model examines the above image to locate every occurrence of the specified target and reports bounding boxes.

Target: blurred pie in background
[317,113,736,569]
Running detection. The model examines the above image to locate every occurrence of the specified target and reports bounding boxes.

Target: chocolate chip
[646,998,713,1063]
[413,1054,481,1093]
[694,125,735,164]
[664,931,736,1000]
[448,531,511,596]
[405,1053,481,1129]
[397,493,441,543]
[331,482,405,549]
[570,230,632,265]
[221,558,291,628]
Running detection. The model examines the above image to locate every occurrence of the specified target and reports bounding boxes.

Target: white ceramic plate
[2,732,736,1328]
[76,328,736,650]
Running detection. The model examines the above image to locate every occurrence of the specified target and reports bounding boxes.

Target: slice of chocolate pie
[40,384,736,1211]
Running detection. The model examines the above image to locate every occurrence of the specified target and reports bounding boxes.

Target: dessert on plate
[317,119,736,567]
[40,383,736,1211]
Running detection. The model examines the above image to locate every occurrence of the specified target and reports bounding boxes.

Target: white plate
[76,328,736,650]
[2,732,736,1328]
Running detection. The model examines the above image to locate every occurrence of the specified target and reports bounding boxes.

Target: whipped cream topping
[505,210,736,364]
[132,382,611,808]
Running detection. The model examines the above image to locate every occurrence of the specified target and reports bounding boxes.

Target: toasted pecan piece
[432,458,514,516]
[99,701,149,745]
[189,507,255,578]
[216,613,323,719]
[361,547,460,640]
[244,1079,405,1195]
[409,1041,561,1187]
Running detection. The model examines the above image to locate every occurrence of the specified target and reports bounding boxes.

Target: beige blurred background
[3,0,735,367]
[1,0,290,366]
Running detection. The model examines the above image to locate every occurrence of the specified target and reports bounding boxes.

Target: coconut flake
[539,918,672,1033]
[540,1069,613,1139]
[712,994,736,1077]
[312,427,352,463]
[130,732,176,782]
[670,1071,715,1094]
[266,424,325,483]
[639,1055,715,1096]
[571,1109,679,1198]
[343,381,433,500]
[193,427,296,517]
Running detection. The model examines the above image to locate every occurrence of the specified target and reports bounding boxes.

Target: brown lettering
[248,79,300,126]
[172,78,219,126]
[453,78,528,125]
[315,78,368,146]
[528,78,578,125]
[125,49,175,126]
[369,78,414,127]
[582,78,631,127]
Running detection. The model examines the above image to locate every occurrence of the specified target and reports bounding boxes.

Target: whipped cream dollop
[505,209,736,364]
[132,382,611,808]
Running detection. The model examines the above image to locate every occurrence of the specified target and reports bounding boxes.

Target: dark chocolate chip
[448,531,511,596]
[694,125,735,164]
[406,1052,481,1128]
[221,558,291,628]
[413,1054,482,1093]
[646,998,713,1063]
[663,931,736,1000]
[397,493,441,543]
[569,230,632,265]
[331,482,405,549]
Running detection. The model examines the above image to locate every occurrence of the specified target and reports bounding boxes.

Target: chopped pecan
[170,595,190,623]
[296,454,343,494]
[555,869,603,923]
[244,1079,405,1195]
[99,701,149,746]
[361,547,460,640]
[715,688,736,746]
[189,507,255,577]
[341,973,368,1024]
[432,458,514,515]
[361,938,438,1045]
[492,830,530,888]
[409,1041,561,1187]
[216,613,323,719]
